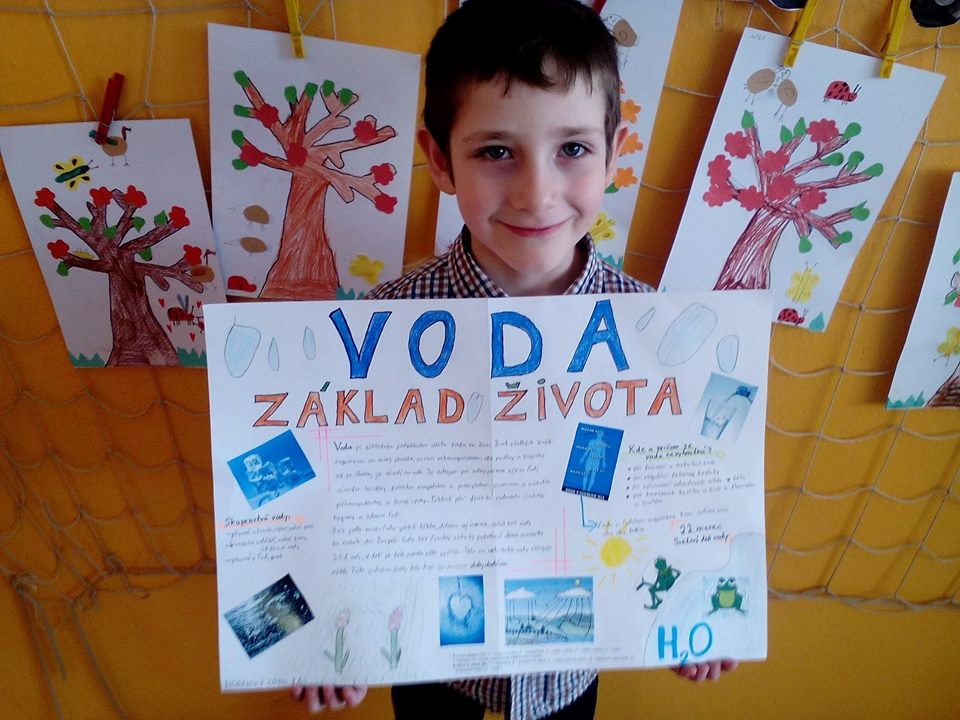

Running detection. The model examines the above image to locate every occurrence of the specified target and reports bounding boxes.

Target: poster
[888,172,960,408]
[659,30,943,331]
[206,290,771,688]
[433,0,683,269]
[208,23,419,301]
[0,119,225,367]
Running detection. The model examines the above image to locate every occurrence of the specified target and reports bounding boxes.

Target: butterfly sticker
[53,156,94,190]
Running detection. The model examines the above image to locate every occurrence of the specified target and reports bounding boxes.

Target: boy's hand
[670,659,738,682]
[290,684,368,713]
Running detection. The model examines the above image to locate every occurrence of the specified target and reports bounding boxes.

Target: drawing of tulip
[324,608,350,672]
[381,606,403,669]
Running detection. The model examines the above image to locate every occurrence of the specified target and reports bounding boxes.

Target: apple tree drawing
[230,71,398,300]
[929,271,960,407]
[34,184,209,366]
[703,111,882,305]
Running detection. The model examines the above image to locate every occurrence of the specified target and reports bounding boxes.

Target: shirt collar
[448,226,600,298]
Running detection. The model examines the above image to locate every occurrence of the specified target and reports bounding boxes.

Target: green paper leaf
[138,248,153,261]
[850,202,870,221]
[835,230,853,245]
[945,289,959,306]
[233,70,250,87]
[822,153,844,166]
[842,122,862,139]
[284,85,298,104]
[798,236,813,253]
[741,110,755,130]
[321,80,335,97]
[154,211,169,226]
[233,104,252,118]
[132,216,145,231]
[104,225,117,238]
[232,158,249,171]
[305,82,318,98]
[40,214,55,228]
[846,151,864,170]
[339,88,354,105]
[863,163,884,177]
[605,182,618,194]
[56,261,69,276]
[230,129,245,148]
[780,126,793,145]
[952,248,960,264]
[792,117,806,139]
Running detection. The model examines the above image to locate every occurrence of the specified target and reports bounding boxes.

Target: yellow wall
[1,1,958,718]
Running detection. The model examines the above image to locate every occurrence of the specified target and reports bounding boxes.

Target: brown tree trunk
[259,174,338,300]
[928,362,960,407]
[714,207,790,290]
[106,257,179,366]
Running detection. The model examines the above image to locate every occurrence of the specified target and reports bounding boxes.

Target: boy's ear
[418,128,456,195]
[604,121,630,187]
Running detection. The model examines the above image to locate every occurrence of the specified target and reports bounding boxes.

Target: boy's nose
[510,161,559,213]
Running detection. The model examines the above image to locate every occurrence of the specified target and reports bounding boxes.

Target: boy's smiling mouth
[498,219,568,237]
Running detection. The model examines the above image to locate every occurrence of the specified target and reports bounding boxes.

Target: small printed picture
[705,575,748,615]
[224,573,314,659]
[504,577,595,645]
[227,430,315,509]
[439,575,485,646]
[694,373,758,443]
[561,423,623,500]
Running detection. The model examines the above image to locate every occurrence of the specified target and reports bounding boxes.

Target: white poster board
[206,290,771,688]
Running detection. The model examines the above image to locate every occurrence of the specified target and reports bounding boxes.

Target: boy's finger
[322,686,346,710]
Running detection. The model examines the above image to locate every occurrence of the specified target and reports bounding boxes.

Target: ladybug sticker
[776,307,807,326]
[823,80,860,104]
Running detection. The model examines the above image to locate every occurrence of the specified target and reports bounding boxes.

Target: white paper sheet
[207,290,771,687]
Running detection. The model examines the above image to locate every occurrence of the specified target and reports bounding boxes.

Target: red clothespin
[94,73,125,145]
[591,0,607,12]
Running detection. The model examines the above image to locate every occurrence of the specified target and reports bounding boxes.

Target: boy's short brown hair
[423,0,622,157]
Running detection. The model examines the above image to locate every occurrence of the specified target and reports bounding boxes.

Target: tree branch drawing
[34,185,206,366]
[230,72,398,300]
[703,111,882,293]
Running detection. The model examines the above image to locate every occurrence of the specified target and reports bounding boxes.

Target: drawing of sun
[583,524,646,588]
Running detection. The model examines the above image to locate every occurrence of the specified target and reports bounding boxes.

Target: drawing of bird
[89,126,132,166]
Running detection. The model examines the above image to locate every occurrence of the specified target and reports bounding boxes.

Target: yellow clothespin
[285,0,306,59]
[880,0,911,78]
[783,0,819,68]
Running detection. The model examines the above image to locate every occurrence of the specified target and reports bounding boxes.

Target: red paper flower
[737,186,765,211]
[758,150,789,174]
[47,239,69,259]
[796,188,827,212]
[240,144,265,167]
[183,244,202,265]
[354,120,377,143]
[34,188,56,209]
[90,186,113,207]
[807,119,839,144]
[123,185,148,208]
[371,163,396,186]
[724,131,752,159]
[287,144,307,167]
[767,174,796,201]
[374,194,398,214]
[254,104,280,128]
[227,275,257,293]
[703,183,735,207]
[170,206,190,228]
[706,155,731,185]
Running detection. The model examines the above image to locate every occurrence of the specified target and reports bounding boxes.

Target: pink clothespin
[93,73,125,145]
[591,0,607,12]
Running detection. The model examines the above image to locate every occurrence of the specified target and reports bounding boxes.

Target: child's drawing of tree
[34,185,205,366]
[703,111,882,291]
[230,72,398,300]
[928,272,960,407]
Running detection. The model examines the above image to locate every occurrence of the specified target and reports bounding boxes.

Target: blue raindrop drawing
[657,303,717,366]
[224,320,261,378]
[716,334,740,373]
[635,307,655,333]
[303,327,317,360]
[466,392,484,423]
[268,337,280,372]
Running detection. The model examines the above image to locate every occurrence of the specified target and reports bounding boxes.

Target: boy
[291,0,736,716]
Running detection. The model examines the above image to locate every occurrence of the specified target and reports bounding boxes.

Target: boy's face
[421,73,626,296]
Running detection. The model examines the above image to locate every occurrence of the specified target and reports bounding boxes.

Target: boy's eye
[560,142,587,158]
[479,146,511,160]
